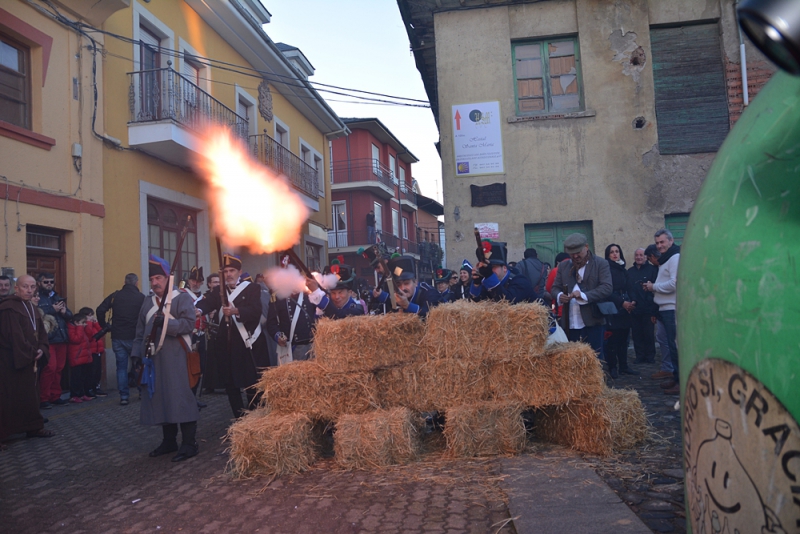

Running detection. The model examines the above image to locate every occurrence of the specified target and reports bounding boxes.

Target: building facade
[0,0,116,307]
[101,0,346,294]
[329,118,430,283]
[398,0,775,265]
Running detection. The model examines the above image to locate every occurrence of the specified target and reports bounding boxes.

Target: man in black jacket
[625,248,658,364]
[96,273,145,406]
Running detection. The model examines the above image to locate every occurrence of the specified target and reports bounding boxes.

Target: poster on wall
[475,223,499,240]
[452,101,504,176]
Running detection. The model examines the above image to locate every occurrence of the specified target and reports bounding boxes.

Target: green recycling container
[679,71,800,533]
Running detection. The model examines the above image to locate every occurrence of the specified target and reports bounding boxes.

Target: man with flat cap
[374,255,434,317]
[549,233,612,357]
[312,260,365,320]
[195,253,269,419]
[471,242,537,304]
[132,255,199,462]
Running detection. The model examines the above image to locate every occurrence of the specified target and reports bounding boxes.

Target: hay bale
[443,402,527,458]
[533,388,648,456]
[605,388,650,450]
[256,360,378,419]
[314,314,425,372]
[487,342,604,407]
[421,300,550,362]
[226,410,317,478]
[375,359,491,411]
[334,407,422,469]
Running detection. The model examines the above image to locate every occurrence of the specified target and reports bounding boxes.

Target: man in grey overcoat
[550,233,613,358]
[132,255,199,462]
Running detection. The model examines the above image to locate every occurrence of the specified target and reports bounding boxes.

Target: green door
[524,221,594,265]
[665,213,690,246]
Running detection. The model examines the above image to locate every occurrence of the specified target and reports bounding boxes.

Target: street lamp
[738,0,800,74]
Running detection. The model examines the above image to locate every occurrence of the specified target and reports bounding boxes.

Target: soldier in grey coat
[132,255,199,462]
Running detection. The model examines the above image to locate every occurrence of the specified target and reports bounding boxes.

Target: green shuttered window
[513,37,583,115]
[650,23,730,154]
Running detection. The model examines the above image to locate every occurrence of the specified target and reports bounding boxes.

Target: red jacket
[85,320,105,353]
[67,323,93,367]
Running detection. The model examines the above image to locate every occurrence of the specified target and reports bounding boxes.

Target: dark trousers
[162,421,197,448]
[69,363,92,398]
[90,353,102,390]
[604,328,630,372]
[567,325,605,359]
[660,310,679,381]
[226,387,262,419]
[630,314,656,362]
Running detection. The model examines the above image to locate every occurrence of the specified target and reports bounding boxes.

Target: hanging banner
[452,101,504,176]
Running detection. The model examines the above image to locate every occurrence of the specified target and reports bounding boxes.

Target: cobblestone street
[1,359,685,533]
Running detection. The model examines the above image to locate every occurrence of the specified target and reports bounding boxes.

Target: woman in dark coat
[604,244,635,378]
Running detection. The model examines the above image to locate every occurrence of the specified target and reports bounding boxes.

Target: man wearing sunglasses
[37,273,73,408]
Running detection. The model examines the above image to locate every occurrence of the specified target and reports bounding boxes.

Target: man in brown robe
[0,275,53,442]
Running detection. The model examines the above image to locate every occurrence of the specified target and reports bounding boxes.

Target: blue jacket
[470,270,537,304]
[317,295,365,320]
[38,288,73,344]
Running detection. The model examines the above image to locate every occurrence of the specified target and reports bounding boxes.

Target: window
[305,242,322,273]
[371,144,380,175]
[513,37,582,115]
[389,154,397,184]
[329,201,347,248]
[237,96,253,137]
[147,198,198,281]
[399,167,406,190]
[651,24,729,154]
[0,34,30,129]
[373,202,383,235]
[402,217,408,240]
[301,145,311,165]
[139,27,161,120]
[392,208,400,237]
[314,155,324,195]
[524,220,593,266]
[275,120,289,148]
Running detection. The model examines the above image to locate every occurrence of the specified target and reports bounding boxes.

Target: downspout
[735,0,749,106]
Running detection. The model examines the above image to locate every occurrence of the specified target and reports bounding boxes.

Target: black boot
[149,424,178,457]
[172,421,199,462]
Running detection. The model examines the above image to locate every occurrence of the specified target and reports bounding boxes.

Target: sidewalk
[1,360,683,533]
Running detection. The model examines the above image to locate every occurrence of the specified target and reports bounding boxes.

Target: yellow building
[0,0,117,308]
[101,0,346,295]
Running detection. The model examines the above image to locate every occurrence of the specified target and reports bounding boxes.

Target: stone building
[397,0,776,264]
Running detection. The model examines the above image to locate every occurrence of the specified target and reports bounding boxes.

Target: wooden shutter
[651,24,730,154]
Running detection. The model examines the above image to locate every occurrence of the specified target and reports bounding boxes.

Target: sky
[261,0,443,202]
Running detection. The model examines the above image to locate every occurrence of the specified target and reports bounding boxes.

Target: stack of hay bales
[227,301,649,476]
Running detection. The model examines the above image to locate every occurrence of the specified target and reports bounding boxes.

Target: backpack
[519,258,547,298]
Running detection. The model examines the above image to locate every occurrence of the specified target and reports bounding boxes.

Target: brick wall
[725,58,775,127]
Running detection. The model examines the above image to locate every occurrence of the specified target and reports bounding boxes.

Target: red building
[329,118,443,286]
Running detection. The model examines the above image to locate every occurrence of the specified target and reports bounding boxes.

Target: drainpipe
[735,0,750,106]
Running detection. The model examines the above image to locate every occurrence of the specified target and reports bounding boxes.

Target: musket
[283,248,314,279]
[373,245,397,310]
[144,216,192,362]
[475,228,488,264]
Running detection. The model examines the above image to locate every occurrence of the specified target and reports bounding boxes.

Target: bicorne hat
[387,255,416,281]
[222,253,242,270]
[149,254,169,278]
[188,266,204,282]
[434,268,454,284]
[488,242,508,266]
[330,259,356,290]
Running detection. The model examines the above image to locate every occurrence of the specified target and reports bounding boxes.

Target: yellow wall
[0,1,106,310]
[101,0,333,294]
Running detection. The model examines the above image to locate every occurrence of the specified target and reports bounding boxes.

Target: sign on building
[452,101,504,176]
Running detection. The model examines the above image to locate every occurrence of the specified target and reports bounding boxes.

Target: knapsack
[519,258,547,298]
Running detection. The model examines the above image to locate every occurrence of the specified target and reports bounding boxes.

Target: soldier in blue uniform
[470,242,537,304]
[432,269,455,305]
[375,255,434,317]
[313,261,365,320]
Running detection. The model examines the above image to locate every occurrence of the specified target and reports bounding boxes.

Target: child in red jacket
[81,307,107,397]
[67,313,95,403]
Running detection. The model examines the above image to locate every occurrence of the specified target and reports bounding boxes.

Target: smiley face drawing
[691,419,786,534]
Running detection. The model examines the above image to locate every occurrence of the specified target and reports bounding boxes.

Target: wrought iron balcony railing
[128,62,248,140]
[327,228,423,255]
[250,132,319,199]
[331,158,397,189]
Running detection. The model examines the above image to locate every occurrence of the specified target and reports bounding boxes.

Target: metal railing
[128,62,248,140]
[327,229,403,250]
[249,132,319,199]
[331,158,397,189]
[398,183,417,204]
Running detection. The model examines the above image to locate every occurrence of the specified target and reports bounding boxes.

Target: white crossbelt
[219,281,262,349]
[146,284,191,353]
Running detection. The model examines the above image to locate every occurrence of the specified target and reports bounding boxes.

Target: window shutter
[651,24,730,154]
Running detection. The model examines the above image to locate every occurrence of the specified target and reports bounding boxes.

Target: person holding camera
[96,274,145,406]
[37,273,73,408]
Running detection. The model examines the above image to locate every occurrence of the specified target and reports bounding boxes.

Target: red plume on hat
[482,240,493,259]
[337,255,345,264]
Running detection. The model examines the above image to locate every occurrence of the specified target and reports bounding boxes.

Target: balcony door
[140,27,161,121]
[373,202,383,242]
[329,201,347,248]
[181,54,201,127]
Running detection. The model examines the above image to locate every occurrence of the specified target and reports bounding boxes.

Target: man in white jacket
[645,229,680,395]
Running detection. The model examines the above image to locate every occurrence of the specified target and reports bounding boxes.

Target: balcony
[128,64,248,168]
[327,229,419,258]
[398,183,418,211]
[331,159,397,199]
[250,132,319,205]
